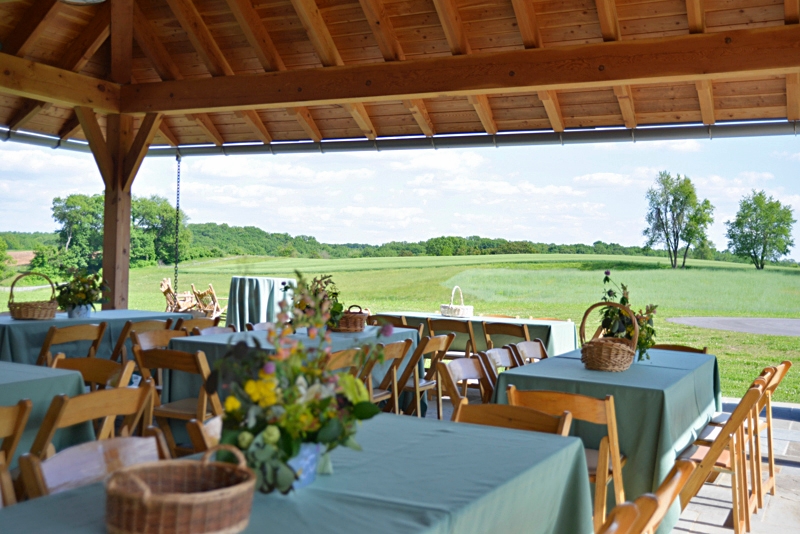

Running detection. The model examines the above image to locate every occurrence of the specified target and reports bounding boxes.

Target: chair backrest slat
[394,334,455,393]
[511,339,548,363]
[131,329,187,351]
[192,325,236,336]
[37,323,108,366]
[482,322,530,349]
[134,348,208,376]
[507,387,609,424]
[52,356,135,390]
[428,319,477,355]
[111,320,173,362]
[0,399,32,506]
[326,348,362,376]
[632,460,694,534]
[596,503,640,534]
[452,399,572,436]
[174,317,221,333]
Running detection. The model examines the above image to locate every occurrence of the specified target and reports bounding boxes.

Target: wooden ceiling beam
[2,0,61,57]
[225,0,285,71]
[290,0,344,67]
[511,0,543,49]
[467,95,497,134]
[75,106,113,185]
[787,73,800,120]
[238,109,273,143]
[164,0,234,77]
[537,90,565,132]
[123,113,162,190]
[695,80,715,124]
[614,85,636,128]
[359,0,405,61]
[432,0,471,55]
[595,0,621,41]
[111,0,134,84]
[287,107,322,142]
[7,99,51,131]
[342,103,377,140]
[190,113,225,145]
[686,0,706,33]
[403,99,435,136]
[158,122,180,146]
[787,0,800,23]
[58,113,82,140]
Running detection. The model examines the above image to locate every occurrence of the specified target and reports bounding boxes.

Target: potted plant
[56,269,107,318]
[597,270,658,360]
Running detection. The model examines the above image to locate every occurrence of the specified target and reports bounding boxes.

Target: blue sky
[1,134,799,259]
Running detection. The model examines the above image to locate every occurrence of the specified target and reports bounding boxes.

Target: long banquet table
[383,312,578,356]
[0,414,594,534]
[0,361,94,469]
[494,348,722,534]
[0,310,192,364]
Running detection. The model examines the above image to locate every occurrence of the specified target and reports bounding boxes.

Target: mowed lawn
[3,254,799,401]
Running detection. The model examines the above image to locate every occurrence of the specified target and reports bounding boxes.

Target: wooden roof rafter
[593,0,637,129]
[3,0,63,58]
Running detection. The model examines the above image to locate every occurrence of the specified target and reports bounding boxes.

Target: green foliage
[598,271,658,359]
[643,171,715,268]
[726,190,796,270]
[55,270,107,310]
[0,232,58,250]
[0,237,12,281]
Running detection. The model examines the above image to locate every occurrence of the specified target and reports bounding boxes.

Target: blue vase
[67,305,92,319]
[287,443,321,490]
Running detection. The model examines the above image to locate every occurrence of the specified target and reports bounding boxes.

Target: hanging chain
[174,152,181,293]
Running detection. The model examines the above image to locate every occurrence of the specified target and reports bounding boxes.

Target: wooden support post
[787,73,800,120]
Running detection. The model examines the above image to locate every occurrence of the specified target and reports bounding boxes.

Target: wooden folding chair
[0,400,32,508]
[596,503,640,534]
[36,322,108,366]
[427,318,477,359]
[509,339,549,363]
[110,319,173,362]
[507,386,626,531]
[359,339,413,414]
[160,278,195,313]
[630,460,695,534]
[245,322,274,332]
[51,354,135,391]
[174,317,221,333]
[438,357,493,404]
[325,348,363,376]
[477,347,520,391]
[186,416,222,453]
[679,385,764,534]
[19,429,169,499]
[482,321,530,350]
[385,334,454,419]
[369,314,424,338]
[451,398,572,436]
[191,283,228,319]
[192,325,237,336]
[651,344,708,353]
[132,347,223,457]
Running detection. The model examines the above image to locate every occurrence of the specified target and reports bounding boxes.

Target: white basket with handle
[440,286,473,318]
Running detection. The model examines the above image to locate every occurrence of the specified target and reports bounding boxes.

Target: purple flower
[380,323,394,337]
[262,361,276,375]
[604,270,611,276]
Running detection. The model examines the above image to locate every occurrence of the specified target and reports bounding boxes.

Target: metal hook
[175,148,182,162]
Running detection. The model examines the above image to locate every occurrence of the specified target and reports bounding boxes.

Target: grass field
[3,253,799,401]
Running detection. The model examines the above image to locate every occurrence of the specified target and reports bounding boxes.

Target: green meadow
[4,254,799,401]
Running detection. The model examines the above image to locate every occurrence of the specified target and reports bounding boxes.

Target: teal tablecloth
[494,348,722,534]
[385,312,578,356]
[226,276,295,332]
[0,362,94,469]
[0,310,192,365]
[0,415,593,534]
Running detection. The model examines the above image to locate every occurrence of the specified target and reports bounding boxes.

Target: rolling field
[3,254,799,401]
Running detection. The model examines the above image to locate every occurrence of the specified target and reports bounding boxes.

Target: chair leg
[729,440,743,534]
[593,453,610,532]
[765,397,776,498]
[436,379,443,421]
[737,429,751,533]
[155,416,178,458]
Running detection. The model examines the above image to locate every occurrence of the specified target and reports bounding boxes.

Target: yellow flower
[244,378,279,408]
[224,395,241,412]
[339,374,369,404]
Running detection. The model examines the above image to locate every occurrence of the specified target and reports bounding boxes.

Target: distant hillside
[0,232,58,250]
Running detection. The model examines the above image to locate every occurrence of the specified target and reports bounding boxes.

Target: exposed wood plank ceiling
[0,0,799,146]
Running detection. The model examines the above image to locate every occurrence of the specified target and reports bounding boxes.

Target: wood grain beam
[787,73,800,120]
[359,0,405,61]
[120,26,800,115]
[239,109,273,143]
[287,107,322,141]
[225,0,285,71]
[58,113,82,140]
[290,0,344,67]
[0,52,119,113]
[595,0,621,41]
[695,80,715,124]
[787,0,800,23]
[432,0,471,54]
[2,0,61,57]
[158,122,180,146]
[58,2,111,72]
[403,99,435,136]
[537,90,565,132]
[132,2,183,81]
[467,95,497,134]
[342,102,377,139]
[75,106,113,184]
[190,113,225,145]
[613,85,636,128]
[511,0,543,49]
[111,0,134,84]
[686,0,706,33]
[7,99,51,131]
[164,0,234,76]
[123,113,162,190]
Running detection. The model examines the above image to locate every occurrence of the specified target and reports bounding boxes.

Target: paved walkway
[667,317,800,337]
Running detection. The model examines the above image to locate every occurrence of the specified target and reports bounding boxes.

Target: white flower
[295,375,308,397]
[298,381,336,404]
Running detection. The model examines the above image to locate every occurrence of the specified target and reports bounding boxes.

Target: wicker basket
[331,305,368,333]
[106,445,256,534]
[579,302,639,372]
[7,272,59,320]
[440,286,473,318]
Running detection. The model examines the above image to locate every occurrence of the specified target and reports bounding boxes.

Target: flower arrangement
[598,270,658,360]
[213,273,384,494]
[291,274,345,329]
[55,269,107,310]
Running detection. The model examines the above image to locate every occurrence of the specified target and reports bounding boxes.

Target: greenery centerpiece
[55,269,107,318]
[213,273,384,494]
[598,270,658,360]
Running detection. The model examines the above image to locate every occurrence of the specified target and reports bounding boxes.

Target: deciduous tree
[726,190,795,269]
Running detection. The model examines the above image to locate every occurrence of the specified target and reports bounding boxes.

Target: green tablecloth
[0,362,94,469]
[494,348,722,534]
[0,414,593,534]
[0,310,192,365]
[226,276,295,332]
[384,312,578,356]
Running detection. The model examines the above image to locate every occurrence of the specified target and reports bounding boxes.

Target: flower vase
[67,304,92,319]
[287,443,321,490]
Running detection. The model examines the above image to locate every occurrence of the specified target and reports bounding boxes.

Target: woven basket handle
[9,272,56,304]
[347,305,363,314]
[450,286,464,307]
[579,301,639,350]
[108,471,152,504]
[202,444,247,468]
